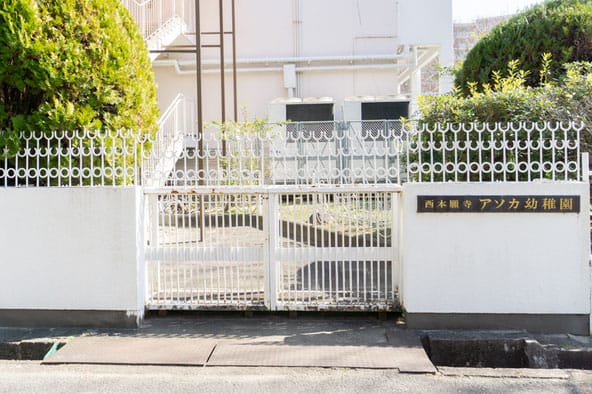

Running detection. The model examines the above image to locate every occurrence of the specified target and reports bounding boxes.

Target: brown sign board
[417,195,580,213]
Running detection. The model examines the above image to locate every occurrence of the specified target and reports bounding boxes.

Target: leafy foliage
[456,0,592,95]
[414,59,591,181]
[0,0,159,166]
[209,111,281,186]
[421,60,592,127]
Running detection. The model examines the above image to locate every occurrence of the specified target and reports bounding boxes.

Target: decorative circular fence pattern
[0,121,584,187]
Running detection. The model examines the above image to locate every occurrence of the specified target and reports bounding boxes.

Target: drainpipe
[293,0,302,96]
[407,46,423,116]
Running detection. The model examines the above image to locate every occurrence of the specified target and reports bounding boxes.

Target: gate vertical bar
[148,194,161,303]
[263,192,279,310]
[263,194,271,308]
[396,189,404,306]
[391,191,400,302]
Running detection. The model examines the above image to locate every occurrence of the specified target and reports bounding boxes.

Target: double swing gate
[144,185,401,311]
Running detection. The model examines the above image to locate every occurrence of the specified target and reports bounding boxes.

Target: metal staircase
[122,0,196,185]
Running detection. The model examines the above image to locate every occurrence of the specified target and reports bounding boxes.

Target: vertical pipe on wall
[195,0,203,149]
[231,0,238,122]
[195,0,205,242]
[219,0,226,123]
[292,0,302,97]
[219,0,227,156]
[583,152,590,182]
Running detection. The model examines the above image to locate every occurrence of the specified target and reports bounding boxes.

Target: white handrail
[121,0,194,40]
[144,94,191,186]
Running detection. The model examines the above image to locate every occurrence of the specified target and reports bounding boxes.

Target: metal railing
[121,0,194,40]
[165,121,584,186]
[406,122,583,183]
[144,94,193,187]
[0,121,585,187]
[0,130,148,187]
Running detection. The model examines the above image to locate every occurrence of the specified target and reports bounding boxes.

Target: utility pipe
[169,53,426,66]
[152,60,420,75]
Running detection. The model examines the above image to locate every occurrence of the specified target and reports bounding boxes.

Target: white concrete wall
[0,188,144,319]
[401,182,591,315]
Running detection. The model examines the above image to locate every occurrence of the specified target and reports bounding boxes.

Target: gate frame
[144,184,402,311]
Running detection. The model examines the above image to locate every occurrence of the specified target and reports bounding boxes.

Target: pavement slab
[208,343,436,372]
[42,337,216,366]
[38,319,436,372]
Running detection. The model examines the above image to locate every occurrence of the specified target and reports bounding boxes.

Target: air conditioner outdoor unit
[342,96,409,183]
[343,95,409,122]
[267,97,336,184]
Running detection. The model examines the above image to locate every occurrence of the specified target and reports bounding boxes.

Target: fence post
[391,191,400,302]
[263,192,279,310]
[583,152,590,183]
[259,138,265,186]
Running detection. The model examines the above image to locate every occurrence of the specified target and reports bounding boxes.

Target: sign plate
[417,195,580,213]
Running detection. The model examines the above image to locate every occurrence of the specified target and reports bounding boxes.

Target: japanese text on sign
[417,195,580,213]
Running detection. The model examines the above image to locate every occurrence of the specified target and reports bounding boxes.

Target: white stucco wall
[153,0,453,122]
[401,182,590,315]
[0,188,144,316]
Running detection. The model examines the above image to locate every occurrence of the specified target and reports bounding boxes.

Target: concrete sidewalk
[10,316,433,372]
[1,316,591,372]
[2,316,592,394]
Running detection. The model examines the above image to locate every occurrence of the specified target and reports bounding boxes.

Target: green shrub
[456,0,592,95]
[422,61,592,126]
[415,61,591,181]
[0,0,159,184]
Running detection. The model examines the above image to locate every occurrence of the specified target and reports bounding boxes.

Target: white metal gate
[144,185,401,311]
[143,120,582,311]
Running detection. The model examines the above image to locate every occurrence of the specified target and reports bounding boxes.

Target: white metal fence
[0,129,148,187]
[0,121,583,187]
[165,121,584,187]
[406,122,583,183]
[0,121,585,311]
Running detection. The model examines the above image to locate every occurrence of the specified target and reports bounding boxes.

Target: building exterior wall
[153,0,453,123]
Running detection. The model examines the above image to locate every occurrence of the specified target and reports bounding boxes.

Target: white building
[124,0,453,128]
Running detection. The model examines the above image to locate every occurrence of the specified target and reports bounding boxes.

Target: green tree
[456,0,592,95]
[0,0,159,184]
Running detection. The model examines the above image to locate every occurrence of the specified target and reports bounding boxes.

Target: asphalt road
[1,361,591,394]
